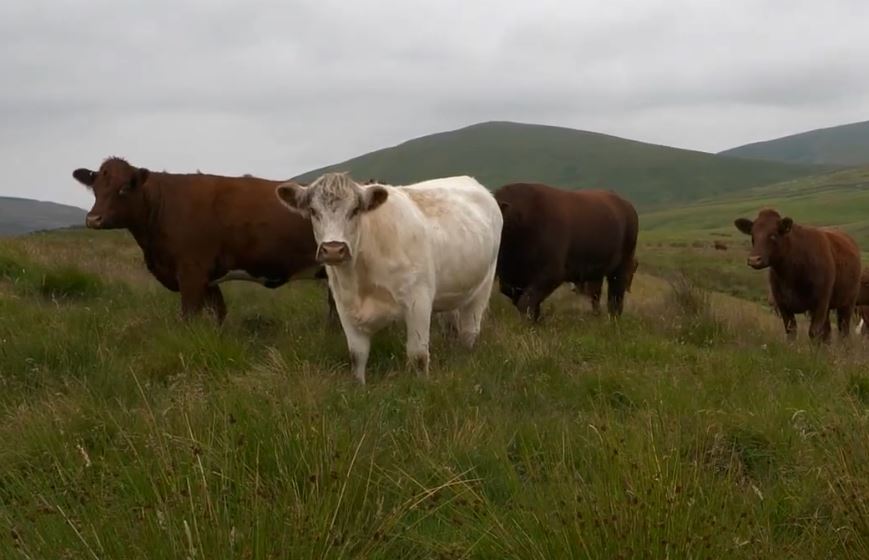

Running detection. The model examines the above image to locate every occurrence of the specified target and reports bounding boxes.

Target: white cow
[276,172,503,384]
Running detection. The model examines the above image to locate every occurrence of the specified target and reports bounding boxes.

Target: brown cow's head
[73,157,150,230]
[276,172,387,266]
[734,209,793,270]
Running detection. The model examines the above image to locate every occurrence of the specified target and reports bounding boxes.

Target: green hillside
[0,197,86,236]
[295,121,827,208]
[642,166,869,247]
[720,120,869,167]
[635,167,869,303]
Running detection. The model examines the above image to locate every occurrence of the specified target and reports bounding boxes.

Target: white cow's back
[352,176,501,313]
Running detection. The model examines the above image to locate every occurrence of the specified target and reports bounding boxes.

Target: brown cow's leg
[205,286,227,324]
[178,267,208,320]
[779,310,798,340]
[516,276,561,321]
[606,273,628,317]
[808,308,832,343]
[583,279,603,315]
[835,306,853,340]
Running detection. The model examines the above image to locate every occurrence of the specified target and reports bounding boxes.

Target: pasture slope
[719,119,869,167]
[294,121,828,208]
[1,229,868,559]
[639,166,869,303]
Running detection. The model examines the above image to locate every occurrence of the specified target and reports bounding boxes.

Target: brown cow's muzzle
[317,241,351,265]
[747,255,767,269]
[85,213,104,229]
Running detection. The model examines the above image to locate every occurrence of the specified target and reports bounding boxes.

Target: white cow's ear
[276,182,310,215]
[361,186,388,213]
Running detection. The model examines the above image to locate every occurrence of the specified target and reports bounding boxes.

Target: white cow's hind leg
[405,298,433,376]
[457,268,496,349]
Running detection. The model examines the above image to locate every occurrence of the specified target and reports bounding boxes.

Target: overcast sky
[2,0,868,209]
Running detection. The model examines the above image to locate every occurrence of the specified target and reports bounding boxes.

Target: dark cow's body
[73,157,330,322]
[495,183,638,320]
[735,209,861,341]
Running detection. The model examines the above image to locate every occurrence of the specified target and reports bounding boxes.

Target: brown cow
[734,209,861,341]
[572,257,639,314]
[73,157,332,323]
[496,183,638,320]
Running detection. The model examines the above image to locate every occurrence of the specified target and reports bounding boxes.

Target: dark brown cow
[734,209,861,341]
[73,157,332,323]
[572,257,639,314]
[496,183,638,320]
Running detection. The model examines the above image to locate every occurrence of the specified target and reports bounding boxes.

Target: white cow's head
[276,172,388,265]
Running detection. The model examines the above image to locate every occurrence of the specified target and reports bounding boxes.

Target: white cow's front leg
[333,301,371,384]
[404,298,433,376]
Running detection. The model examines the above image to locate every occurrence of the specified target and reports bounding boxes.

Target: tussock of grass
[1,230,868,558]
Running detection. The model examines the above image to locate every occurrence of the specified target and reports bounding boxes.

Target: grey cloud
[1,0,868,208]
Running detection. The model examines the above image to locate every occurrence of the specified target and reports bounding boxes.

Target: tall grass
[1,231,868,558]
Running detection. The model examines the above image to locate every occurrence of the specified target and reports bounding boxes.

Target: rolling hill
[295,121,828,208]
[641,166,869,247]
[0,196,86,236]
[719,119,869,167]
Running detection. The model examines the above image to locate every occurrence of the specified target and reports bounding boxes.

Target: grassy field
[2,230,869,559]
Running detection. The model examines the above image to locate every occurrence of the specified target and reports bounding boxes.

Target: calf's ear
[778,217,793,235]
[73,168,97,187]
[734,218,753,235]
[361,185,388,212]
[275,182,310,215]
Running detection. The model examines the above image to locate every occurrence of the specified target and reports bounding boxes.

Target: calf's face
[277,173,388,266]
[734,211,792,269]
[73,159,150,229]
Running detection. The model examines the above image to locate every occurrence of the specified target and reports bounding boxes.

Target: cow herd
[72,157,869,383]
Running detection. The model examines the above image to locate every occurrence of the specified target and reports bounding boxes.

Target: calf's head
[276,172,388,266]
[73,157,150,229]
[734,209,793,269]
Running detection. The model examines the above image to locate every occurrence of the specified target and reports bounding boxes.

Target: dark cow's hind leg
[587,279,603,315]
[205,286,227,324]
[606,271,629,318]
[836,306,853,340]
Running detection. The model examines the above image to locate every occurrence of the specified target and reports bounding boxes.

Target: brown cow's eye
[770,234,777,241]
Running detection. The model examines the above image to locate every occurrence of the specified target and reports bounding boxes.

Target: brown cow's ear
[734,218,753,235]
[361,186,388,212]
[132,168,150,189]
[779,217,793,235]
[276,182,310,215]
[73,168,96,188]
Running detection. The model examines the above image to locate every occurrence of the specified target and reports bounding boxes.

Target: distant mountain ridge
[0,197,86,236]
[719,120,869,167]
[296,121,828,208]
